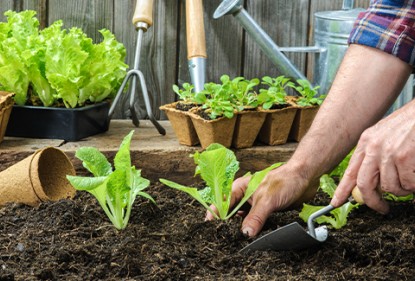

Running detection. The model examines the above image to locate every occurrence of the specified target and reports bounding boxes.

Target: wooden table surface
[0,120,297,184]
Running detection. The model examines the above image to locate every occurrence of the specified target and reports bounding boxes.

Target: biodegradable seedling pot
[0,147,76,207]
[160,102,199,146]
[189,110,237,149]
[6,102,110,141]
[232,109,266,149]
[257,106,298,145]
[289,105,319,142]
[0,91,15,144]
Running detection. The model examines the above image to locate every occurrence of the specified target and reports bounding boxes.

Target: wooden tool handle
[133,0,154,27]
[351,186,364,204]
[186,0,207,59]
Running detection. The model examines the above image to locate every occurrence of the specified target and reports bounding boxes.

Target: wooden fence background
[0,0,370,119]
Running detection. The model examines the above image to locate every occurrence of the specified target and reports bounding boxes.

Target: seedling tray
[6,102,110,141]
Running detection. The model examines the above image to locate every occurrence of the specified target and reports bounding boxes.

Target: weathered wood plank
[244,0,309,80]
[47,0,114,41]
[0,1,15,21]
[0,120,298,185]
[22,0,46,28]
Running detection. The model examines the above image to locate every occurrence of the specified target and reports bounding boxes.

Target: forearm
[289,44,412,181]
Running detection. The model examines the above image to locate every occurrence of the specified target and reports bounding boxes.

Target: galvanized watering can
[213,0,413,111]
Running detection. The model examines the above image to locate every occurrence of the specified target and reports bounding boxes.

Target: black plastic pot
[6,102,110,141]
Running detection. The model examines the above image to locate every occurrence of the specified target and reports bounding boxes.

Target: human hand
[331,102,415,213]
[205,164,318,237]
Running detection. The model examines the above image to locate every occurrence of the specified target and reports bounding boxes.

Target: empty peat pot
[0,147,76,207]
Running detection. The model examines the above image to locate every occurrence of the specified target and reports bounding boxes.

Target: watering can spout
[213,0,310,85]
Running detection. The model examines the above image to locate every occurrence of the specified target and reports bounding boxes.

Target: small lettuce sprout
[300,175,359,229]
[66,130,155,230]
[291,79,325,106]
[160,143,282,220]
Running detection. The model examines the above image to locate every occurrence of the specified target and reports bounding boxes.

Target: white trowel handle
[133,0,154,28]
[186,0,207,59]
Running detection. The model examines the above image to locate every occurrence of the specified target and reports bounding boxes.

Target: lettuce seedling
[66,130,154,230]
[301,149,414,229]
[258,75,292,109]
[299,175,359,229]
[160,143,282,220]
[291,79,325,107]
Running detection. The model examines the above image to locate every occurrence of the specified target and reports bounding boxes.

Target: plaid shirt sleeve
[348,0,415,66]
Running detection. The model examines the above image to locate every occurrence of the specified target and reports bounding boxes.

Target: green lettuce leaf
[75,147,113,177]
[192,143,239,219]
[160,143,282,220]
[0,10,127,107]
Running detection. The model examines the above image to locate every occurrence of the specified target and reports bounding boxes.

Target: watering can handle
[342,0,354,10]
[186,0,207,59]
[133,0,154,28]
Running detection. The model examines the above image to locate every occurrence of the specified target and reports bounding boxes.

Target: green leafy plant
[291,79,325,107]
[172,83,205,104]
[226,76,260,111]
[299,175,359,229]
[300,149,414,229]
[0,10,128,108]
[66,130,155,230]
[160,143,282,220]
[197,75,236,119]
[257,75,293,110]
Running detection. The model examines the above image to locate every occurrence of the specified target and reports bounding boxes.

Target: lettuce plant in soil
[67,130,155,230]
[300,149,414,229]
[258,75,293,110]
[160,143,282,220]
[256,75,298,145]
[290,79,325,107]
[287,79,326,141]
[159,83,204,146]
[0,10,127,108]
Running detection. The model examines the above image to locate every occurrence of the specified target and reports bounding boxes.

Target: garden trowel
[240,187,364,253]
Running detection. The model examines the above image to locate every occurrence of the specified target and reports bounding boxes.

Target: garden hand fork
[109,0,165,135]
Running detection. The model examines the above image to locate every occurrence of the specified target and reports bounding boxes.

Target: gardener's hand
[205,164,318,237]
[331,100,415,214]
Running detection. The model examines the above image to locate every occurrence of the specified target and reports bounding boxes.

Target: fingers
[331,149,364,207]
[241,194,275,237]
[380,158,408,196]
[205,204,218,221]
[395,152,415,195]
[355,153,389,214]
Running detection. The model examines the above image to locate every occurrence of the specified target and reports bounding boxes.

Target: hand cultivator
[109,0,165,135]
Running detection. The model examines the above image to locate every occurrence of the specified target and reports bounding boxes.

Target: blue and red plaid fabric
[349,0,415,66]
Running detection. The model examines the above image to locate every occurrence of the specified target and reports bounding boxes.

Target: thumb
[241,200,274,237]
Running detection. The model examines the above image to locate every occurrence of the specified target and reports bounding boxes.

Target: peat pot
[0,92,14,144]
[159,102,200,146]
[6,102,110,141]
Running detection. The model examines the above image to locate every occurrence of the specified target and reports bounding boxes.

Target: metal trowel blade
[240,222,328,253]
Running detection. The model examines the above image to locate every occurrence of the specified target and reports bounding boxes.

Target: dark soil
[175,102,198,112]
[269,103,289,110]
[1,183,414,280]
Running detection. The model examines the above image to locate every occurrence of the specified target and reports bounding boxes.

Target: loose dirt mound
[0,183,414,280]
